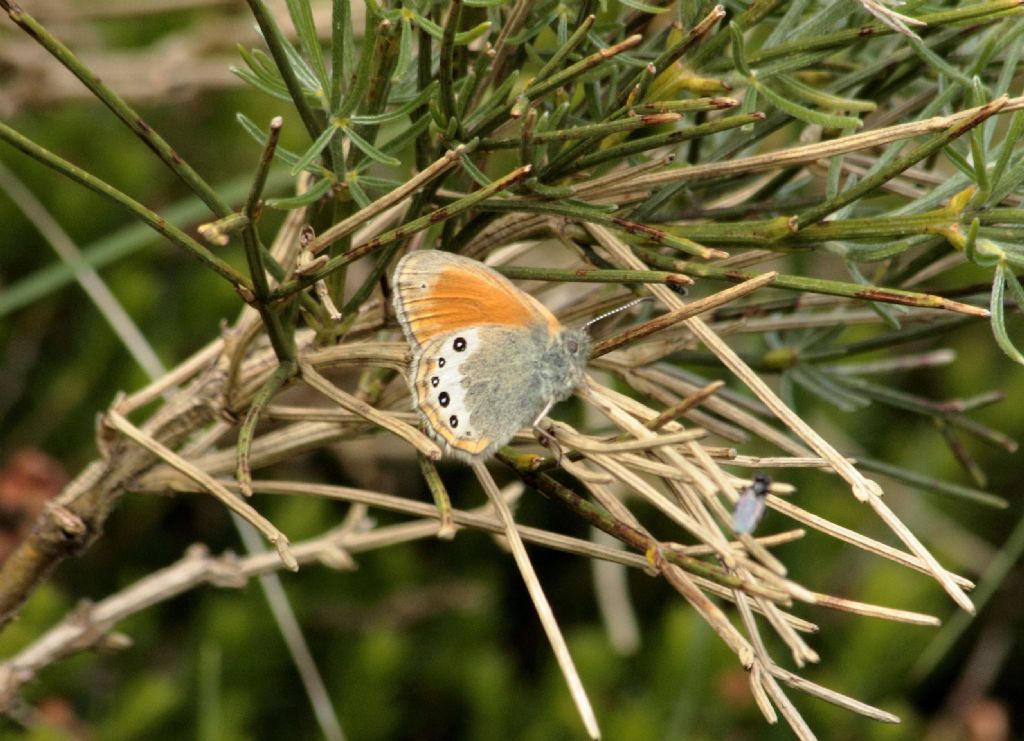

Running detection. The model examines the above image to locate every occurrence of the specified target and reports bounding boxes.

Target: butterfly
[393,250,591,461]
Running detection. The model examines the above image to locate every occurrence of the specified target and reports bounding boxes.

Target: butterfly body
[393,251,590,461]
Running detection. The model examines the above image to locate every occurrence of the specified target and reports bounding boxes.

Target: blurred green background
[1,2,1022,739]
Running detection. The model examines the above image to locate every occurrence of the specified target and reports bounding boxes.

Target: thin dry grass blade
[471,461,601,740]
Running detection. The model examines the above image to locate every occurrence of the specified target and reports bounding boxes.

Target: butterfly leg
[531,401,555,428]
[531,402,566,462]
[533,423,565,464]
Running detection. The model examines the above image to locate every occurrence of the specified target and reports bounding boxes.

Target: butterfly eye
[566,338,578,353]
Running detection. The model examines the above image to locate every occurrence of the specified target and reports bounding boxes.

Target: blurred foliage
[1,0,1024,739]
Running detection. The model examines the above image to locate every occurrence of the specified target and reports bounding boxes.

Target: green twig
[236,361,298,497]
[418,455,456,539]
[688,0,775,69]
[547,112,766,178]
[330,0,353,111]
[631,97,739,114]
[744,0,1023,67]
[621,4,727,108]
[635,246,988,316]
[438,0,463,129]
[854,457,1007,509]
[0,120,253,296]
[1,1,231,217]
[462,69,521,138]
[531,14,596,85]
[338,12,381,120]
[477,198,726,259]
[346,21,400,171]
[271,164,534,299]
[518,106,538,171]
[496,265,693,287]
[479,113,681,150]
[241,117,295,362]
[672,206,987,247]
[310,144,468,256]
[244,0,334,173]
[836,375,1018,453]
[523,34,642,103]
[414,21,434,170]
[799,97,1008,226]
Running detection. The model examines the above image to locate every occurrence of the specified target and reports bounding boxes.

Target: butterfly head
[540,326,591,401]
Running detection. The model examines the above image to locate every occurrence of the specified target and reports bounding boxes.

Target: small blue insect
[731,474,772,534]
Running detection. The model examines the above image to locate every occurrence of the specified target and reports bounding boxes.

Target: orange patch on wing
[396,258,559,347]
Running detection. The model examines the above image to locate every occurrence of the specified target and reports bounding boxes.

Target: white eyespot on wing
[410,328,493,457]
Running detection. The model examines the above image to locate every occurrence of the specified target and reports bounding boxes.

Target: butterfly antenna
[582,296,652,331]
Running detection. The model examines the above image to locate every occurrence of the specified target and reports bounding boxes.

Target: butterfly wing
[411,330,496,458]
[393,250,560,349]
[410,325,558,460]
[394,250,578,460]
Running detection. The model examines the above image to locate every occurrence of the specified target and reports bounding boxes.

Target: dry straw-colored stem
[471,461,601,740]
[591,272,777,356]
[0,512,441,711]
[104,408,298,571]
[624,95,1023,192]
[298,359,441,459]
[309,144,468,255]
[585,222,975,612]
[3,7,1015,738]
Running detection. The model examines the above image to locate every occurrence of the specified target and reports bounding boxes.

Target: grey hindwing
[459,325,575,442]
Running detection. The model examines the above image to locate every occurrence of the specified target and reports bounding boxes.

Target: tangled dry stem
[3,0,1022,735]
[7,48,1022,737]
[0,190,981,737]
